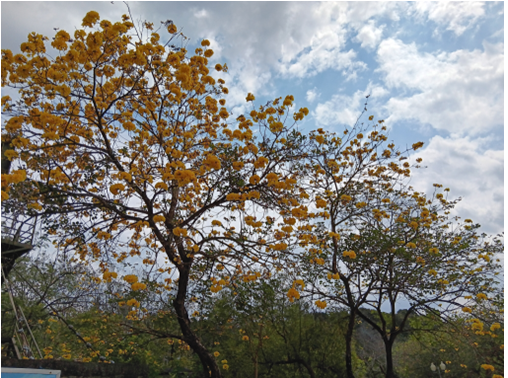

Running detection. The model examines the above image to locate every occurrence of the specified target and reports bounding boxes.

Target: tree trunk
[173,262,221,378]
[300,358,316,378]
[345,310,356,378]
[384,338,396,378]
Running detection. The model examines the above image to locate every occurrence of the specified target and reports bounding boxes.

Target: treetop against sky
[2,2,503,236]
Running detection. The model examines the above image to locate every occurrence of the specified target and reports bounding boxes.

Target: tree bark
[383,337,396,378]
[345,309,356,378]
[173,261,221,378]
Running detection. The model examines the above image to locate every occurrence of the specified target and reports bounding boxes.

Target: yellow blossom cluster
[203,154,221,170]
[174,170,196,186]
[286,279,305,302]
[123,275,138,284]
[110,183,125,195]
[131,282,147,291]
[173,227,188,237]
[343,250,356,259]
[126,298,140,308]
[103,271,118,282]
[1,169,27,200]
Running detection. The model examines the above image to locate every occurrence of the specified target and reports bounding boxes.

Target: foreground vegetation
[2,253,504,378]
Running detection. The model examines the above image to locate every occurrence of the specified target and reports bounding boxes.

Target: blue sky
[1,1,504,235]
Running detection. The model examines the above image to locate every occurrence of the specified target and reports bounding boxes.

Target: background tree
[306,176,503,378]
[290,113,424,378]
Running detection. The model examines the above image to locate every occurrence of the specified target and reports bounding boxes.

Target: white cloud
[409,135,503,235]
[313,84,388,128]
[193,8,208,19]
[306,88,318,103]
[413,2,485,36]
[377,38,504,136]
[354,20,385,49]
[280,47,366,79]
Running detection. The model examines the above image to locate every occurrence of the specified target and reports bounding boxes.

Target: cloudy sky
[1,1,504,235]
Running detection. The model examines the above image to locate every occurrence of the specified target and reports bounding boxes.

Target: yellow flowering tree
[284,113,423,378]
[305,172,503,378]
[1,11,310,377]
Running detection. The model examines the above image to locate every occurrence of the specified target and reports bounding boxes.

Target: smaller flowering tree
[306,178,502,378]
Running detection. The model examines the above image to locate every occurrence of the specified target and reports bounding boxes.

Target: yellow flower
[203,154,221,170]
[315,300,327,309]
[123,121,136,131]
[1,190,9,201]
[491,323,501,331]
[283,95,294,106]
[4,149,18,161]
[340,194,352,202]
[82,11,100,27]
[131,282,147,291]
[167,24,177,34]
[226,193,242,201]
[126,298,140,307]
[343,250,356,259]
[221,359,227,364]
[476,293,487,300]
[119,171,132,181]
[254,156,268,169]
[103,271,118,281]
[272,242,288,251]
[249,175,260,185]
[214,351,220,357]
[174,169,196,186]
[314,257,325,265]
[294,279,305,289]
[223,364,229,370]
[201,39,210,46]
[123,275,138,284]
[246,93,255,102]
[232,162,244,171]
[481,364,495,372]
[242,335,249,341]
[287,287,300,302]
[153,214,166,223]
[173,227,188,237]
[155,182,169,191]
[462,307,472,313]
[412,141,424,150]
[316,198,327,208]
[110,183,125,195]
